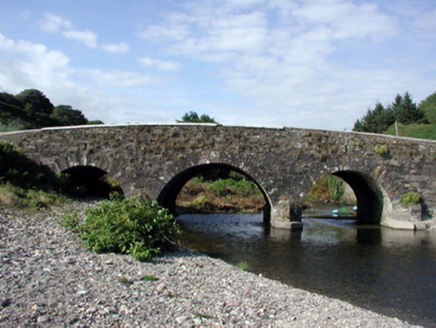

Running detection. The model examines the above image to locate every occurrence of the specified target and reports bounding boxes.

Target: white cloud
[38,12,73,33]
[63,29,98,48]
[134,0,435,130]
[292,1,398,41]
[0,33,71,88]
[100,42,131,53]
[0,32,164,125]
[139,57,181,71]
[85,69,155,87]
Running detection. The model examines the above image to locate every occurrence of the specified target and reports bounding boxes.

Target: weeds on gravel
[64,196,181,261]
[142,275,159,282]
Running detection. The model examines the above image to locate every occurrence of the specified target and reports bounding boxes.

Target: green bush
[400,192,421,208]
[72,197,180,261]
[373,144,388,155]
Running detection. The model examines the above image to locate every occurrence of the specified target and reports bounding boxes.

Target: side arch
[62,165,124,198]
[157,163,272,223]
[332,170,391,225]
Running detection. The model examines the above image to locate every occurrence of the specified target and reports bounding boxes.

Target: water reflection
[177,213,436,327]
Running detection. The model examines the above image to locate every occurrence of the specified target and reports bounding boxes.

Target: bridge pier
[271,199,303,230]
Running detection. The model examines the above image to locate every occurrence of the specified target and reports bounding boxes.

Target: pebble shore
[0,202,422,327]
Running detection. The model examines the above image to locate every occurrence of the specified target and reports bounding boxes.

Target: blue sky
[0,0,435,130]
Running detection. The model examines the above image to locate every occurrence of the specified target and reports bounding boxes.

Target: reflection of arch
[333,170,391,225]
[157,163,272,223]
[62,165,124,198]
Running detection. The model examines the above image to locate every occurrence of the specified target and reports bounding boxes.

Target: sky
[0,0,435,131]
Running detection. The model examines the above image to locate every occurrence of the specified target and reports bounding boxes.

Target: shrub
[73,197,180,261]
[400,192,421,208]
[373,144,388,155]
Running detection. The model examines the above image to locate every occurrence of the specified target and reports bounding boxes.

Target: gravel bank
[0,202,421,327]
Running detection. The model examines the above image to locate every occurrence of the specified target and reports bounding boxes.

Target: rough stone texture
[0,204,423,327]
[0,124,435,228]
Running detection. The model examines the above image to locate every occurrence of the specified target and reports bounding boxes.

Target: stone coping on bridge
[1,123,436,145]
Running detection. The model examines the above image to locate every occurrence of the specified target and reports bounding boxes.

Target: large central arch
[157,163,272,223]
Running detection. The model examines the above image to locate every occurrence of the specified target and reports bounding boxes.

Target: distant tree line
[353,92,429,133]
[0,89,103,131]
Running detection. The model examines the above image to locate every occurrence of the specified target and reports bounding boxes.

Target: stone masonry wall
[1,124,435,229]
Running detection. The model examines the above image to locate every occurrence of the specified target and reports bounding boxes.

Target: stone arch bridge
[1,124,435,230]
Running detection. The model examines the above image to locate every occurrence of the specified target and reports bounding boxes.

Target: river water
[177,208,436,327]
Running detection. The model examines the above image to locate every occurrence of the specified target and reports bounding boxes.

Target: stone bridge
[1,123,435,230]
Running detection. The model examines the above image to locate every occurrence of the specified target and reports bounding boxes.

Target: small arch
[157,163,272,223]
[62,165,124,199]
[333,170,391,224]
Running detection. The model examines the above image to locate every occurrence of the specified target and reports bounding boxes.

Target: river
[177,208,436,327]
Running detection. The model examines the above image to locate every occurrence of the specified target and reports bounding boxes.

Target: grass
[384,123,436,140]
[0,182,67,210]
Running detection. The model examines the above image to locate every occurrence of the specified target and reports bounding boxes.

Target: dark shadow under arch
[333,170,384,224]
[62,165,124,199]
[157,163,272,223]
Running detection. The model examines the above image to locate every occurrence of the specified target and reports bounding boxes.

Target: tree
[177,111,218,123]
[353,102,394,133]
[0,92,24,108]
[353,92,429,134]
[15,89,54,115]
[50,105,89,126]
[390,92,428,125]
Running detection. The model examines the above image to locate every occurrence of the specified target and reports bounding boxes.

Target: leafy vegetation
[400,192,421,208]
[373,144,388,155]
[177,171,265,214]
[177,111,218,123]
[0,89,103,131]
[64,196,180,261]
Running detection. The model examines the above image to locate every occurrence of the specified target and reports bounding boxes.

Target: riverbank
[0,202,421,327]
